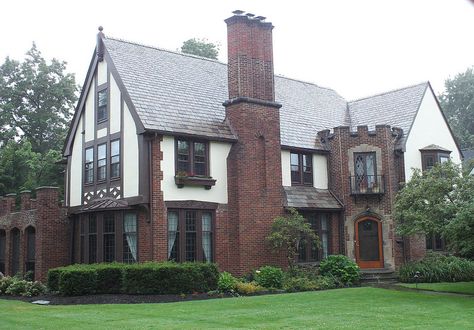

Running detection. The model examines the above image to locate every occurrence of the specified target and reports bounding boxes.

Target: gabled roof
[420,144,452,152]
[65,37,440,154]
[103,37,347,150]
[348,82,428,145]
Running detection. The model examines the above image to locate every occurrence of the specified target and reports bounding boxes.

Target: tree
[439,67,474,149]
[180,38,219,60]
[394,162,474,258]
[0,43,78,153]
[266,208,319,270]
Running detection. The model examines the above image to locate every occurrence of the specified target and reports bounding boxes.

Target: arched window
[0,230,6,275]
[10,228,20,276]
[25,226,36,279]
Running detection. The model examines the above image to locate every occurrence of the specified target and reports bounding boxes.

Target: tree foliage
[439,67,474,149]
[0,44,76,196]
[266,208,319,270]
[395,162,474,258]
[0,43,77,153]
[180,38,219,60]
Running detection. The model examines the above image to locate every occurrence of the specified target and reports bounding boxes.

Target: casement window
[97,143,107,181]
[79,212,137,264]
[123,213,138,263]
[85,147,94,184]
[354,152,377,191]
[290,152,313,185]
[426,233,445,251]
[88,215,97,263]
[110,140,120,179]
[97,88,108,122]
[298,213,330,263]
[176,139,208,176]
[167,210,213,262]
[103,213,115,262]
[421,152,450,171]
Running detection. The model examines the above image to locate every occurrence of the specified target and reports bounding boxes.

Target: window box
[174,175,216,190]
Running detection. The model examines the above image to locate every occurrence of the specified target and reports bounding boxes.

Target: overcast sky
[1,0,473,100]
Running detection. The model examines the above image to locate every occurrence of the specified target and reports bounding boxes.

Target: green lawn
[399,281,474,295]
[0,287,473,329]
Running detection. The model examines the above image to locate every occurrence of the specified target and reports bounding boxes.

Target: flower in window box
[176,170,189,178]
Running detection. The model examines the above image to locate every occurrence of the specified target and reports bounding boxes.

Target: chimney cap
[255,16,266,21]
[98,26,104,32]
[246,13,255,17]
[232,10,245,15]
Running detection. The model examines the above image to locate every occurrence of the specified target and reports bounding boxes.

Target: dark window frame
[298,213,331,263]
[110,139,121,180]
[0,230,6,275]
[167,209,214,263]
[290,152,313,186]
[175,138,210,177]
[97,87,108,123]
[421,151,451,171]
[353,152,378,191]
[97,143,107,182]
[426,232,446,251]
[84,147,94,184]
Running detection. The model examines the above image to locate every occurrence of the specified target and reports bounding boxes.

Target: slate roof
[79,198,129,212]
[103,37,428,150]
[283,186,343,210]
[348,82,428,145]
[420,144,452,152]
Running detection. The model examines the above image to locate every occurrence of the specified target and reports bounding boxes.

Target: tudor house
[61,12,462,276]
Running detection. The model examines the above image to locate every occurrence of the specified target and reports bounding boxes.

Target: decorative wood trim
[174,176,216,190]
[165,200,219,210]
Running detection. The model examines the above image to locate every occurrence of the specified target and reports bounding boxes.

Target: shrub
[255,266,284,289]
[218,272,237,293]
[319,255,360,286]
[5,279,28,296]
[23,281,46,297]
[47,267,66,292]
[59,267,97,296]
[283,277,318,292]
[235,281,263,295]
[95,263,125,294]
[399,253,474,283]
[0,276,15,294]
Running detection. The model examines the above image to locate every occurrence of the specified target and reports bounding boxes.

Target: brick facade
[0,187,69,282]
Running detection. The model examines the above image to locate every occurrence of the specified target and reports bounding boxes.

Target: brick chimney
[223,12,284,274]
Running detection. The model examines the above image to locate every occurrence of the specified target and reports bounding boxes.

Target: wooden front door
[355,218,384,268]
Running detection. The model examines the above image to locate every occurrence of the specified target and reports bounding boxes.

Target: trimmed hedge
[399,253,474,283]
[48,262,218,296]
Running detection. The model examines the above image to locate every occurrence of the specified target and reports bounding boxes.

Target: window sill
[174,176,216,190]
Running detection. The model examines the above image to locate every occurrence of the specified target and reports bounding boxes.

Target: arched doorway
[355,217,384,268]
[10,228,20,276]
[25,226,35,280]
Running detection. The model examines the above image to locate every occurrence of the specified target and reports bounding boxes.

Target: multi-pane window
[426,233,445,251]
[110,140,120,179]
[97,144,107,181]
[97,89,108,122]
[290,152,313,185]
[85,147,94,184]
[298,213,330,263]
[123,213,137,263]
[103,213,115,262]
[88,215,97,263]
[167,210,213,262]
[176,139,208,176]
[354,152,377,191]
[421,152,450,171]
[25,227,36,277]
[78,212,138,264]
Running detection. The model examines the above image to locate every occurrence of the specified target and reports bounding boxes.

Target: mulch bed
[0,290,284,305]
[0,292,226,305]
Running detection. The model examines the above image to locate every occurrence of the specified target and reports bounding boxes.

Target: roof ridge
[348,81,429,103]
[106,36,345,97]
[105,36,228,66]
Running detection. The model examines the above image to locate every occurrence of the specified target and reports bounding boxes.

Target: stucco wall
[109,74,121,134]
[70,116,83,206]
[97,61,107,86]
[405,89,462,180]
[84,80,95,143]
[280,150,328,189]
[161,136,231,204]
[122,102,139,198]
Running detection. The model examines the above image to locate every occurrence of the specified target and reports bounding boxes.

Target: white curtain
[168,212,178,258]
[202,213,212,262]
[366,154,375,188]
[124,214,137,262]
